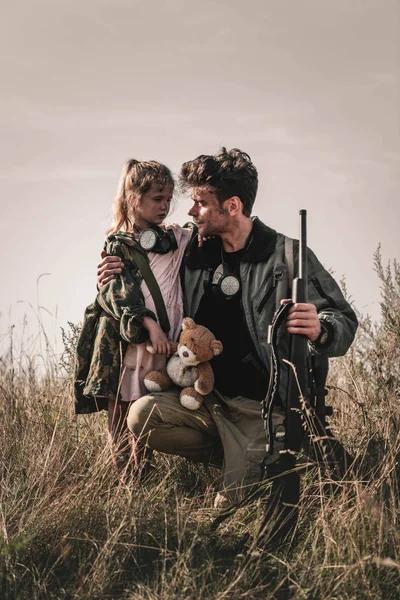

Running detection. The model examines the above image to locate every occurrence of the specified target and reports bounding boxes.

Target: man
[97,148,358,517]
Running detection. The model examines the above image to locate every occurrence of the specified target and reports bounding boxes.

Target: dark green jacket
[183,217,358,406]
[74,232,157,414]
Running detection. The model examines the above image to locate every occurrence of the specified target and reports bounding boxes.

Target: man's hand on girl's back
[97,251,123,288]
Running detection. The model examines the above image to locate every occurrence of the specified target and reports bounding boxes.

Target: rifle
[263,209,353,479]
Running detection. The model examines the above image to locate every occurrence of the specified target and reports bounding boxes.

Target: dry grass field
[1,251,399,599]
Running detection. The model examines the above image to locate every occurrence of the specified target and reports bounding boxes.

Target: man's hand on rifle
[281,300,321,342]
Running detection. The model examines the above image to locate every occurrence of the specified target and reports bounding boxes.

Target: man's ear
[224,196,242,216]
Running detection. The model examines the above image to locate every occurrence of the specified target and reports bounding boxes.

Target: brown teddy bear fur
[144,318,223,410]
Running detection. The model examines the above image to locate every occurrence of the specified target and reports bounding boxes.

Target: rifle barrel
[298,209,308,302]
[292,210,308,305]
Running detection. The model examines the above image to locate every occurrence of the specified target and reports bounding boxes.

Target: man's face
[187,188,230,237]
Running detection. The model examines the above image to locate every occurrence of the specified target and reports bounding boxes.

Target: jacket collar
[185,217,277,268]
[106,231,149,258]
[106,231,138,247]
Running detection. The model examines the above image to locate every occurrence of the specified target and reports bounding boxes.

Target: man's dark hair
[179,148,258,217]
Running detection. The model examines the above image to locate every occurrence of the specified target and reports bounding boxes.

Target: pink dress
[119,224,191,402]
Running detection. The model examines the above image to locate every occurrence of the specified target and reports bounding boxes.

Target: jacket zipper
[257,268,284,313]
[311,275,339,309]
[238,265,267,373]
[240,296,267,376]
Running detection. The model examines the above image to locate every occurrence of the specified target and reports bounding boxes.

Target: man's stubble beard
[203,207,229,237]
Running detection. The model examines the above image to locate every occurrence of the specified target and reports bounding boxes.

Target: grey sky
[1,0,399,355]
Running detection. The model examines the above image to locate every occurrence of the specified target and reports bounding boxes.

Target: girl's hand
[143,317,173,355]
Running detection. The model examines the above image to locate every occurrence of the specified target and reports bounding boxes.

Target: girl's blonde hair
[109,159,174,233]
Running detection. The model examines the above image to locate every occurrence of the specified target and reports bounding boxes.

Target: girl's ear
[126,191,135,208]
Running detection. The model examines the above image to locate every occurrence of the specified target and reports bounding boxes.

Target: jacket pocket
[244,442,267,485]
[257,267,284,313]
[311,275,339,309]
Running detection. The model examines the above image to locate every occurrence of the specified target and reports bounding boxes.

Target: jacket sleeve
[96,237,157,344]
[306,247,358,358]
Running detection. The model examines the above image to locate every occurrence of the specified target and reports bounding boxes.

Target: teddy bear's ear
[182,317,196,330]
[211,340,223,356]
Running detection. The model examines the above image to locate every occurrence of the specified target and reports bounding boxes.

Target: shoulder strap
[284,235,294,297]
[131,249,171,334]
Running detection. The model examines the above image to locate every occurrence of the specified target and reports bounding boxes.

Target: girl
[74,159,192,475]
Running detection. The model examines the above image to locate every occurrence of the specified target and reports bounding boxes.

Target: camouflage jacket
[74,232,157,414]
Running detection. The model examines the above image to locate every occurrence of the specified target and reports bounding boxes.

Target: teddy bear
[144,317,223,410]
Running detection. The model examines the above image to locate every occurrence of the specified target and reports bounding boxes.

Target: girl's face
[133,183,173,230]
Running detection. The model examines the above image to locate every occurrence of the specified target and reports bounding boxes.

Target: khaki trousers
[126,386,222,464]
[126,387,278,500]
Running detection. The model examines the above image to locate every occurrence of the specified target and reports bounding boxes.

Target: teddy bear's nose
[182,351,189,358]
